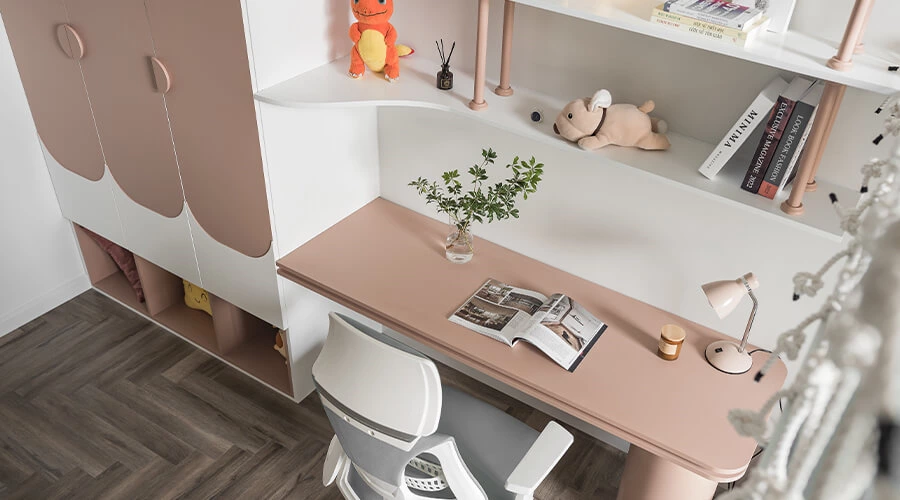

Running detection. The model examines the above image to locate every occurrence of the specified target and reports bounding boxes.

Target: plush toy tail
[397,44,414,57]
[638,100,656,114]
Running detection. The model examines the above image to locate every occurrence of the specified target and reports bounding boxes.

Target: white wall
[0,15,89,336]
[379,107,845,379]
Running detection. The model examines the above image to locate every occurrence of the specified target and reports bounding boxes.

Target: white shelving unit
[256,55,858,239]
[511,0,900,95]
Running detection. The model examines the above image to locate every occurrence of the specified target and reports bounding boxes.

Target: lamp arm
[739,287,759,353]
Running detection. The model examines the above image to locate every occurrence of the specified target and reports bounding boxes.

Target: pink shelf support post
[854,0,876,54]
[828,0,876,71]
[805,84,847,192]
[495,0,515,97]
[469,0,490,111]
[782,82,845,215]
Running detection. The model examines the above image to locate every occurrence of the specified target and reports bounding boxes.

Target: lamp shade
[702,273,759,319]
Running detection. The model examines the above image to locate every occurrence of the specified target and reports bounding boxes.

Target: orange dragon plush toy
[349,0,413,82]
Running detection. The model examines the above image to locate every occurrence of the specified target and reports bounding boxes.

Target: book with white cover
[699,76,789,179]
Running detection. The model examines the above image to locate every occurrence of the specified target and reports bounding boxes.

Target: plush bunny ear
[589,89,612,112]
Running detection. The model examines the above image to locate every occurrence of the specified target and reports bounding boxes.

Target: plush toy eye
[567,113,573,120]
[378,0,386,3]
[354,0,359,3]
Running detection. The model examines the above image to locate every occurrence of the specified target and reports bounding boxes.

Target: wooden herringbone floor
[0,290,634,499]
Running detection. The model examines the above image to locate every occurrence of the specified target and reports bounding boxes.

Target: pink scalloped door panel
[145,0,271,257]
[64,0,185,218]
[0,0,104,181]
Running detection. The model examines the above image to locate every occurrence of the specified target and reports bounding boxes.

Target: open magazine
[449,279,608,372]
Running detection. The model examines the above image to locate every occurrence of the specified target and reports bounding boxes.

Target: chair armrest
[505,421,574,496]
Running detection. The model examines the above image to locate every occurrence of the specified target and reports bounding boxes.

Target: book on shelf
[758,82,824,199]
[449,279,607,372]
[699,76,789,179]
[662,0,764,31]
[741,76,815,194]
[651,6,770,47]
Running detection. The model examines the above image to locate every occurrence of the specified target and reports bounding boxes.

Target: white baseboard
[0,274,91,337]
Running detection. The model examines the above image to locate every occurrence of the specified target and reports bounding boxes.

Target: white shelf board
[256,55,857,240]
[512,0,900,95]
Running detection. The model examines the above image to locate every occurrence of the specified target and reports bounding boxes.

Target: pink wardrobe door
[0,0,104,180]
[64,0,184,218]
[145,0,272,258]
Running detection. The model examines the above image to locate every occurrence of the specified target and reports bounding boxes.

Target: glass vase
[445,221,474,264]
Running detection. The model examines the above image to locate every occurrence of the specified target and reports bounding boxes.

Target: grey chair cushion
[437,385,541,500]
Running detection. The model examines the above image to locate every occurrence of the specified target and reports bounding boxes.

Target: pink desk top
[276,198,787,482]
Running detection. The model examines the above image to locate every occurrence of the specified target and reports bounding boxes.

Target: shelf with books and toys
[256,54,853,239]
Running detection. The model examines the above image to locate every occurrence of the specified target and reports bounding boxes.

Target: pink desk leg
[617,446,718,500]
[495,0,515,97]
[469,0,490,111]
[828,0,875,71]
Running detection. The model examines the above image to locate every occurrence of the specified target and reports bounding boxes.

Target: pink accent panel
[145,0,272,258]
[0,0,104,180]
[134,255,184,317]
[210,295,292,395]
[73,224,119,284]
[617,446,718,500]
[276,199,788,483]
[64,0,185,218]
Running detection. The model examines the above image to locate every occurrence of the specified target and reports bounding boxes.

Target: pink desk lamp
[702,273,759,375]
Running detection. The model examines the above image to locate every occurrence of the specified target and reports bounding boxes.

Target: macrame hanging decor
[720,96,900,500]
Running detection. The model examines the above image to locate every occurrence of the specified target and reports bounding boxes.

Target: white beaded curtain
[720,95,900,500]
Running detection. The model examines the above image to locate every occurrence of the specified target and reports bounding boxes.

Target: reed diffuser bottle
[435,39,455,91]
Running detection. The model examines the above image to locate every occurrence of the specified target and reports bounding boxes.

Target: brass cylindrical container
[658,324,686,361]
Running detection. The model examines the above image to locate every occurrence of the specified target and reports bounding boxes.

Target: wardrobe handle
[149,56,172,94]
[56,24,84,60]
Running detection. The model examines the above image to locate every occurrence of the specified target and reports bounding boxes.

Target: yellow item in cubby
[182,279,212,316]
[274,330,288,363]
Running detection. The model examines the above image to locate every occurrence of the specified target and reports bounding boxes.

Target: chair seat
[437,385,540,500]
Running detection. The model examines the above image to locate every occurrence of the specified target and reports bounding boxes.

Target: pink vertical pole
[495,0,516,97]
[782,82,843,215]
[827,0,876,71]
[805,85,847,192]
[854,0,876,54]
[468,0,490,111]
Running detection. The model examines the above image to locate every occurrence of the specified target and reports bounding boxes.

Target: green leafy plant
[409,148,544,252]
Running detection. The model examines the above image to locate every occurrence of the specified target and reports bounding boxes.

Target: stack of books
[650,0,770,48]
[699,76,824,200]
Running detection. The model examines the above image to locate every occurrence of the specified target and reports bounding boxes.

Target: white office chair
[314,312,574,500]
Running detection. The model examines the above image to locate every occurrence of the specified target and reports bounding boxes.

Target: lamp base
[705,340,753,375]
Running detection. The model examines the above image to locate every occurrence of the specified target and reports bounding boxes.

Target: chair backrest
[313,313,446,494]
[313,313,442,440]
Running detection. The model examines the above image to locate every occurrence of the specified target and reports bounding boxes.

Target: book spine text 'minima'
[698,77,787,179]
[742,97,796,193]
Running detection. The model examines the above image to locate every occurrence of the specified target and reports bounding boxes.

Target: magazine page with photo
[450,279,549,344]
[519,294,607,372]
[449,280,607,371]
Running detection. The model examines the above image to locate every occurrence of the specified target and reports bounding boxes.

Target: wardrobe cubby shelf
[73,224,292,397]
[256,56,858,240]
